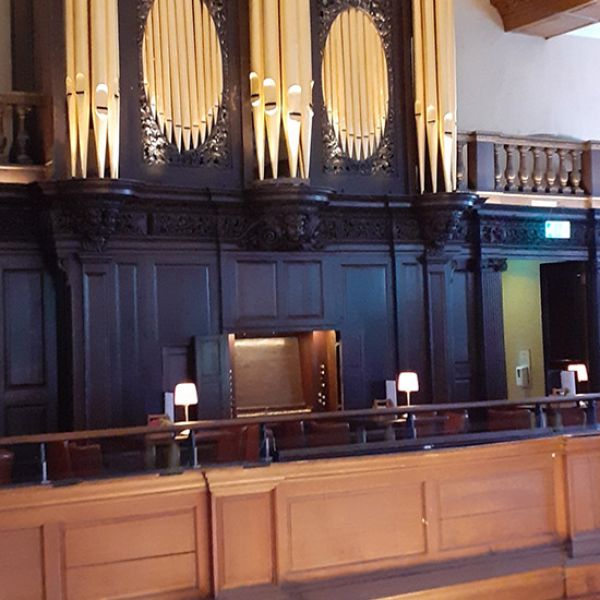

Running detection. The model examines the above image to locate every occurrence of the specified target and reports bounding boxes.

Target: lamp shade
[398,372,419,393]
[174,383,198,407]
[568,363,589,383]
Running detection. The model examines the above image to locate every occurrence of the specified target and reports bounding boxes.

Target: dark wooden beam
[491,0,600,37]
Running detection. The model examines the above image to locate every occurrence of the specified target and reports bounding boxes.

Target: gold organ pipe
[152,5,165,133]
[374,25,384,146]
[298,0,313,179]
[364,17,376,156]
[202,2,214,130]
[422,0,439,193]
[65,0,78,176]
[183,0,199,148]
[333,18,346,154]
[107,0,120,179]
[166,0,182,151]
[281,0,302,178]
[210,15,220,125]
[215,17,223,118]
[74,0,90,176]
[341,11,354,160]
[145,10,156,117]
[249,0,266,179]
[263,0,281,178]
[193,0,207,143]
[176,0,192,151]
[91,0,109,177]
[412,0,426,193]
[329,25,339,142]
[322,36,331,127]
[158,0,172,142]
[357,12,369,159]
[349,10,362,161]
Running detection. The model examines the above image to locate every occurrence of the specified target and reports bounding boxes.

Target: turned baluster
[15,104,32,165]
[456,139,466,190]
[558,148,570,194]
[532,147,544,193]
[545,147,557,193]
[0,105,7,165]
[494,144,503,191]
[569,149,582,194]
[504,144,517,192]
[518,145,531,192]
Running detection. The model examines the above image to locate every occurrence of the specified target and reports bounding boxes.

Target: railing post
[40,442,49,484]
[466,135,496,192]
[190,431,198,468]
[534,404,546,429]
[582,142,600,196]
[586,399,597,428]
[260,423,272,462]
[406,413,417,439]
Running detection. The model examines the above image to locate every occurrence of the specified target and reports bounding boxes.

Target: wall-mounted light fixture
[412,0,457,193]
[65,0,120,179]
[249,0,313,180]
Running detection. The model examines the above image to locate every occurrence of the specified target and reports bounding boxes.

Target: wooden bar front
[4,433,600,598]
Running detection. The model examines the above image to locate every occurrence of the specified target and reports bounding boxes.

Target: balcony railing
[458,131,600,202]
[0,91,50,183]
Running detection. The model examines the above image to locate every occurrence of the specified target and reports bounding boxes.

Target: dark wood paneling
[156,264,213,343]
[340,260,396,409]
[4,270,45,388]
[283,261,324,320]
[83,267,115,429]
[233,260,278,323]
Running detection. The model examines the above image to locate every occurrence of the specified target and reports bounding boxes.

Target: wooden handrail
[0,393,597,447]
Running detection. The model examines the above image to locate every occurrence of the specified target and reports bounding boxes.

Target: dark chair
[47,441,103,480]
[215,425,261,463]
[487,408,535,432]
[0,448,14,485]
[547,405,586,428]
[439,410,469,435]
[305,421,351,447]
[271,421,306,451]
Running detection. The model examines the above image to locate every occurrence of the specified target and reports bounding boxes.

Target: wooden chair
[47,441,103,480]
[305,421,351,447]
[0,448,14,485]
[215,425,261,463]
[270,421,306,451]
[487,408,535,432]
[547,405,586,428]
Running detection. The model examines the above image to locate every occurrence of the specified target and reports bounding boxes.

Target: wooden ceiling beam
[491,0,600,37]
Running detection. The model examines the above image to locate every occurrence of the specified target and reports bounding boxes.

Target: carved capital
[413,192,484,251]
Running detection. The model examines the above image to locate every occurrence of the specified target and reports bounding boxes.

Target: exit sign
[545,221,571,240]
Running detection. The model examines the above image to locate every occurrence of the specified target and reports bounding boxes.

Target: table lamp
[568,363,589,383]
[174,383,198,422]
[398,372,419,406]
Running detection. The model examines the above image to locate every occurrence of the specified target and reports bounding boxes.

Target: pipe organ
[248,0,314,180]
[142,0,223,155]
[65,0,120,179]
[322,8,389,162]
[412,0,457,193]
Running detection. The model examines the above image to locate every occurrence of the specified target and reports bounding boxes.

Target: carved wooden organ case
[62,0,460,199]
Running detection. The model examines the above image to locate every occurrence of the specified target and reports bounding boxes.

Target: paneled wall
[0,252,56,436]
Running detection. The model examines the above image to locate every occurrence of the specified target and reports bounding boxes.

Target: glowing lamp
[398,372,419,406]
[174,383,198,422]
[568,364,589,383]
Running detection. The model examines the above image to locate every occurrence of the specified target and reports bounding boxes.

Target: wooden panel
[214,492,274,590]
[3,270,45,388]
[83,267,115,428]
[283,261,324,319]
[0,527,44,600]
[116,264,141,425]
[66,553,198,600]
[234,261,278,321]
[156,264,212,343]
[283,482,426,574]
[5,404,46,436]
[341,262,395,408]
[566,563,600,598]
[65,510,196,567]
